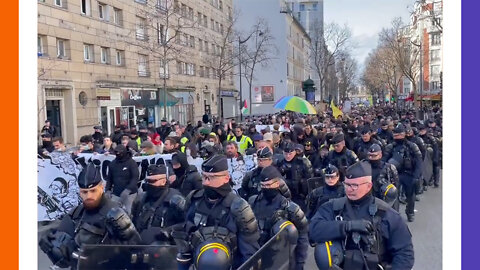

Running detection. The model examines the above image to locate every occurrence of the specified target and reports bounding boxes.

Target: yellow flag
[330,100,343,119]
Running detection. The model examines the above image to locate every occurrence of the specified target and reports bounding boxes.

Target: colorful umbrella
[274,96,317,114]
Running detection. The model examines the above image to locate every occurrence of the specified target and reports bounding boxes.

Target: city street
[38,184,442,269]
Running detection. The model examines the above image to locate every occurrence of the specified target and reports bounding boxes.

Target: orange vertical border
[0,0,19,269]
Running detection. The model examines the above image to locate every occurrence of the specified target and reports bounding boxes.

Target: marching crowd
[39,103,442,270]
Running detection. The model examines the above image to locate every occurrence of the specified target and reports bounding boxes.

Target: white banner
[38,152,256,221]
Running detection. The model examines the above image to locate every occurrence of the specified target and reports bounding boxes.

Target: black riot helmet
[314,241,344,270]
[194,238,232,270]
[381,183,398,204]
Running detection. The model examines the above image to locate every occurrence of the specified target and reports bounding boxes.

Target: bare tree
[124,0,198,119]
[241,18,277,115]
[336,52,358,102]
[379,17,421,107]
[310,21,354,102]
[203,10,239,118]
[362,45,402,103]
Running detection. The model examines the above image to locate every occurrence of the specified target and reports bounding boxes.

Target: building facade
[410,0,443,104]
[234,0,312,116]
[38,0,236,144]
[287,0,323,102]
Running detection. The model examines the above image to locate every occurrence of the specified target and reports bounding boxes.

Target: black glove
[105,207,140,242]
[39,231,55,253]
[169,194,186,212]
[344,220,374,235]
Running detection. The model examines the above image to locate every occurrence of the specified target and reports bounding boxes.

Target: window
[205,67,210,78]
[159,60,169,78]
[183,33,189,46]
[158,24,169,44]
[100,47,109,64]
[138,54,149,76]
[211,19,215,30]
[430,50,440,61]
[203,15,208,27]
[113,8,122,25]
[157,0,167,11]
[204,41,208,53]
[431,65,440,75]
[299,4,305,11]
[56,38,67,58]
[431,33,441,45]
[81,0,91,15]
[189,36,195,48]
[135,0,147,4]
[115,50,124,66]
[219,0,223,10]
[312,3,318,10]
[199,66,204,77]
[136,17,147,40]
[430,81,440,90]
[55,0,62,7]
[98,2,108,20]
[83,44,94,62]
[38,35,47,56]
[188,8,194,20]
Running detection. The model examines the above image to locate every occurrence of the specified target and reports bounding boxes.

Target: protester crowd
[38,103,442,270]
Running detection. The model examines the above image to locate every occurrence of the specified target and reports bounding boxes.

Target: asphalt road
[38,185,442,270]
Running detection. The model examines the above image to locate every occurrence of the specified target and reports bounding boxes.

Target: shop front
[120,88,159,127]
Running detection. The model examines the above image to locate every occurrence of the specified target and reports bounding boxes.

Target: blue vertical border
[462,0,478,269]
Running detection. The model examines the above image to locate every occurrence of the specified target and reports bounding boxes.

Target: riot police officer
[131,164,185,245]
[175,155,260,270]
[366,144,400,211]
[39,161,140,269]
[383,124,423,222]
[353,126,382,160]
[309,161,414,270]
[306,164,345,220]
[405,125,427,195]
[249,166,309,270]
[326,133,359,182]
[240,147,291,199]
[303,138,327,176]
[377,120,393,146]
[278,142,314,210]
[419,124,440,188]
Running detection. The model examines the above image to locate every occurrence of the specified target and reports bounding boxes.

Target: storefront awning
[416,94,442,101]
[158,89,179,106]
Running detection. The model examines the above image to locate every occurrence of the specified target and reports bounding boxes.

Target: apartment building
[38,0,236,144]
[234,0,312,115]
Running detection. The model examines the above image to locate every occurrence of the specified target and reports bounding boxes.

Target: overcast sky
[324,0,413,69]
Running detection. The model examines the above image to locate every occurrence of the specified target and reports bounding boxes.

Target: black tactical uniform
[382,125,423,222]
[352,127,383,161]
[39,161,140,269]
[278,143,314,210]
[419,124,440,187]
[249,166,309,270]
[170,152,203,197]
[327,133,359,182]
[367,144,400,211]
[240,147,291,199]
[309,161,414,270]
[305,165,345,220]
[377,121,393,146]
[131,164,185,245]
[175,155,260,270]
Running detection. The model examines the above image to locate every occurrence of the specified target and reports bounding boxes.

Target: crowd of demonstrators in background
[39,103,441,269]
